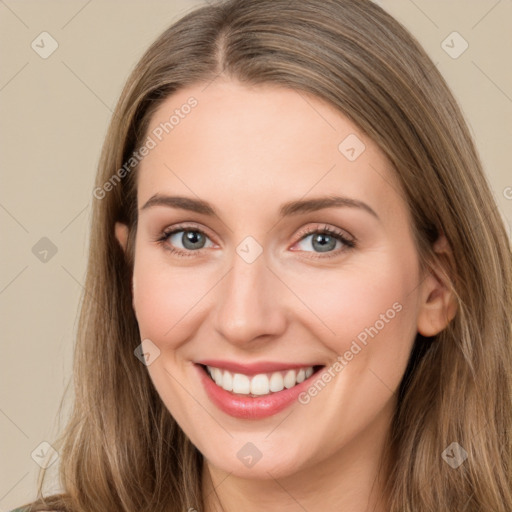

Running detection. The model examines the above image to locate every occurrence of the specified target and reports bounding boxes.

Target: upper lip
[196,359,323,376]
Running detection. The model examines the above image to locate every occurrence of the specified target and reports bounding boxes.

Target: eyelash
[155,223,356,259]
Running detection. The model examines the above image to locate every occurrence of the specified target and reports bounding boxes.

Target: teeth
[283,370,296,389]
[269,372,284,392]
[232,373,250,394]
[206,365,316,396]
[213,367,223,386]
[250,374,269,395]
[223,370,233,391]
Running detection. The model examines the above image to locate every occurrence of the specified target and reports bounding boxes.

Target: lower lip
[195,364,323,420]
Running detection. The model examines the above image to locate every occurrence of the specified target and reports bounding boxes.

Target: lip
[196,359,321,376]
[195,363,324,420]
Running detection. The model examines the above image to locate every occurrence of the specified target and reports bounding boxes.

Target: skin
[115,79,456,512]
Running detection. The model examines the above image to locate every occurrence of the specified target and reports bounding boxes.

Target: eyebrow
[140,194,379,220]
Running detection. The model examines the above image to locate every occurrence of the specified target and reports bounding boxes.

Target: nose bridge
[213,243,286,345]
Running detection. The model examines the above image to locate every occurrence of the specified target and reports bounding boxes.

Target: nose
[213,247,287,348]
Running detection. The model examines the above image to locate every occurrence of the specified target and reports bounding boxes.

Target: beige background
[1,0,511,509]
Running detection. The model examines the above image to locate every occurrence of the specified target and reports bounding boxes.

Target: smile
[205,365,316,396]
[195,362,326,419]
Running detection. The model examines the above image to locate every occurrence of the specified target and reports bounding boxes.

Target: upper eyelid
[162,223,216,243]
[298,224,354,241]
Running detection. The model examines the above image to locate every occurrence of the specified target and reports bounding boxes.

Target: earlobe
[416,234,458,337]
[115,222,129,253]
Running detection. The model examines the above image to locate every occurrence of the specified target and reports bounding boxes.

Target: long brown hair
[21,0,512,510]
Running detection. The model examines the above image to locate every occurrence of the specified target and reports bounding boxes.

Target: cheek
[131,256,215,414]
[132,255,215,346]
[133,244,420,354]
[290,250,419,367]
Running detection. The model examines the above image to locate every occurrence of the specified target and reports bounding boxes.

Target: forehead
[136,79,405,221]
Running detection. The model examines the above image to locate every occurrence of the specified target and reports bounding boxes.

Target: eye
[292,224,355,257]
[155,223,356,259]
[156,224,215,257]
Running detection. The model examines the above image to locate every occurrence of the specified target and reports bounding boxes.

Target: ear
[115,221,137,311]
[115,222,129,253]
[416,233,458,337]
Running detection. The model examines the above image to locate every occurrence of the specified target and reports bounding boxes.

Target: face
[116,79,447,480]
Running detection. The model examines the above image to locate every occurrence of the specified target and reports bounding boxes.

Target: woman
[13,0,512,510]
